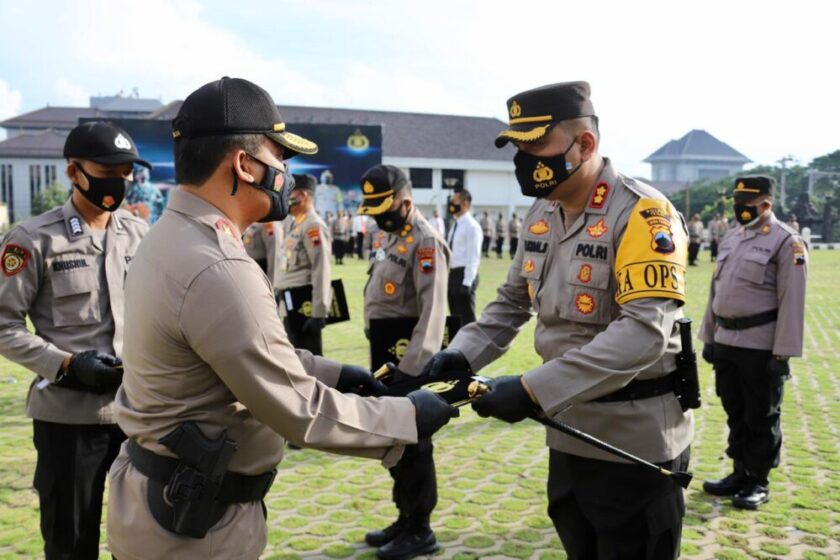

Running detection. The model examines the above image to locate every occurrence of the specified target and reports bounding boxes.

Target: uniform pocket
[714,253,729,279]
[377,262,408,302]
[519,255,546,307]
[51,270,101,327]
[568,259,610,290]
[737,252,770,284]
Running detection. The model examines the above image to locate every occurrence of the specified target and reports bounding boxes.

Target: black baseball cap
[357,165,409,216]
[495,81,596,148]
[172,77,318,159]
[63,121,152,168]
[292,173,317,191]
[733,175,775,201]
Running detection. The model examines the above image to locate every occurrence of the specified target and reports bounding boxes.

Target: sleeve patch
[418,247,435,273]
[614,199,687,305]
[2,244,30,276]
[306,226,321,246]
[792,241,806,265]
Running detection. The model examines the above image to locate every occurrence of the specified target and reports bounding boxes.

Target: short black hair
[174,134,264,186]
[456,188,472,205]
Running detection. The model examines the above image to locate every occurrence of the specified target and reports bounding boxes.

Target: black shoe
[732,484,770,510]
[703,472,747,496]
[376,530,438,560]
[365,519,405,548]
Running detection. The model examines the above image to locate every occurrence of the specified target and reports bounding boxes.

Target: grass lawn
[0,250,837,559]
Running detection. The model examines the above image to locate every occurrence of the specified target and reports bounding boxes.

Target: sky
[0,0,838,177]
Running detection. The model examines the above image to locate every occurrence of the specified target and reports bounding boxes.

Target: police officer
[479,210,493,257]
[0,121,150,559]
[494,212,505,258]
[699,175,807,509]
[105,77,458,560]
[276,173,332,355]
[243,220,284,287]
[508,212,522,257]
[331,208,351,264]
[423,82,693,559]
[358,165,450,559]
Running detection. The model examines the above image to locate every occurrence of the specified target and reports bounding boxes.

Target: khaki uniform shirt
[479,215,492,237]
[243,222,284,288]
[711,219,729,242]
[699,214,807,356]
[0,198,147,424]
[495,219,506,240]
[331,215,351,242]
[108,189,416,560]
[276,208,332,318]
[508,217,522,238]
[449,161,693,463]
[364,210,450,375]
[689,220,704,243]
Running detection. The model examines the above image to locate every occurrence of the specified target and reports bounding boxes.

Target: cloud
[0,80,22,121]
[54,78,89,107]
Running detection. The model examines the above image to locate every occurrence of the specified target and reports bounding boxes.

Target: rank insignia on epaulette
[263,223,274,236]
[528,219,549,236]
[2,245,29,277]
[215,218,236,240]
[792,241,806,265]
[587,218,608,238]
[418,247,435,274]
[589,182,609,209]
[760,224,771,234]
[575,293,595,314]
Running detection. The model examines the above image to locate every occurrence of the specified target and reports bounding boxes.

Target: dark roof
[89,96,163,112]
[0,129,68,158]
[0,106,107,131]
[644,129,750,163]
[150,101,513,161]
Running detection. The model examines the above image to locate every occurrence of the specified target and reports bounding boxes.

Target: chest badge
[397,244,408,255]
[587,218,608,238]
[577,264,592,284]
[523,259,536,273]
[528,219,550,236]
[575,293,595,315]
[384,281,397,295]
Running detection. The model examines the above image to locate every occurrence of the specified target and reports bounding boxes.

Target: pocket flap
[568,259,610,290]
[52,270,98,297]
[519,255,546,280]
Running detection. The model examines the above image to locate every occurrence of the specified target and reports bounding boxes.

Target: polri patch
[306,226,321,247]
[418,247,435,274]
[2,245,29,277]
[575,293,595,315]
[577,264,592,284]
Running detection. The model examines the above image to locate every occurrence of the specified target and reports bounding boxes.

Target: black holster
[674,318,701,411]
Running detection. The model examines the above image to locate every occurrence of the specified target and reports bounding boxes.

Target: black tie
[448,220,458,249]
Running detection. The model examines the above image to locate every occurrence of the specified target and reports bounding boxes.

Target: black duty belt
[126,439,275,504]
[715,309,778,330]
[593,371,676,403]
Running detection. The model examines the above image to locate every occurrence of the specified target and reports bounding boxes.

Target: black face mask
[233,155,294,222]
[734,203,762,226]
[448,199,461,215]
[513,138,581,198]
[73,163,129,211]
[374,206,408,232]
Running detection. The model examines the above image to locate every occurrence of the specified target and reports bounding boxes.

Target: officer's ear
[577,130,598,162]
[231,150,258,184]
[66,160,88,190]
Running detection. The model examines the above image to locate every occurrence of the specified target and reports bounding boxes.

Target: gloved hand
[766,357,791,380]
[336,364,388,396]
[702,343,715,364]
[458,284,472,298]
[471,375,537,424]
[60,351,123,393]
[420,348,471,380]
[407,389,460,439]
[302,317,326,335]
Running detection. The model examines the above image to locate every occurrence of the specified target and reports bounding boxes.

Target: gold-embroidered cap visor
[494,122,557,148]
[358,191,395,215]
[265,130,319,158]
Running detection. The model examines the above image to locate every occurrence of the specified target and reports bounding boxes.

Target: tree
[31,182,71,216]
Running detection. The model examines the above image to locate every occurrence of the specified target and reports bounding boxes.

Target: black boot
[376,528,438,560]
[703,464,748,497]
[732,482,770,509]
[365,517,405,548]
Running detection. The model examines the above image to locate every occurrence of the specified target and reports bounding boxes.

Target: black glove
[420,348,471,380]
[336,364,388,396]
[458,284,471,297]
[471,375,537,424]
[59,350,123,393]
[302,317,326,335]
[767,358,791,380]
[702,343,715,364]
[407,389,460,439]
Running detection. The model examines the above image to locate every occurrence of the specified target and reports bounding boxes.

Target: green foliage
[30,182,70,216]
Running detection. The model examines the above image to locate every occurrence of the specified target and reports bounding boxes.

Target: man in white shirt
[446,189,483,325]
[432,210,445,237]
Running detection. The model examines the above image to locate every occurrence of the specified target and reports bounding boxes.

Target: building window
[442,169,465,190]
[409,168,432,189]
[45,164,57,186]
[1,164,13,222]
[29,164,43,200]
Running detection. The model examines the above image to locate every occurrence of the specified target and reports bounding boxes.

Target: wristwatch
[773,355,789,362]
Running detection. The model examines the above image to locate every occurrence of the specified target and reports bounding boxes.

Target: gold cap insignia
[509,100,522,118]
[363,181,375,194]
[273,123,286,132]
